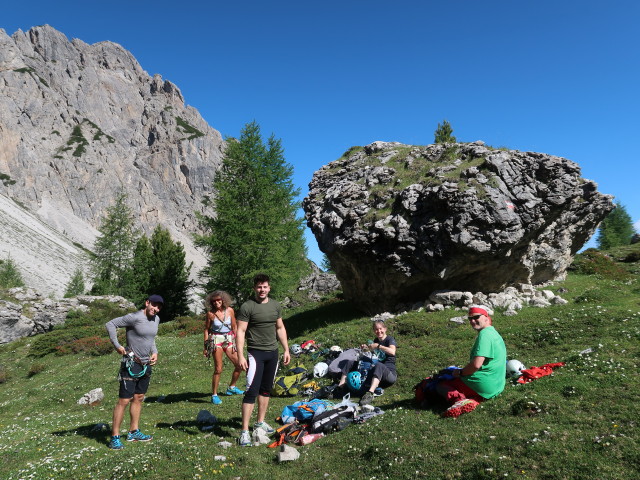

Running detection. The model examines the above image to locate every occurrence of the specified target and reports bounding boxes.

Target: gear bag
[309,404,356,434]
[271,365,308,397]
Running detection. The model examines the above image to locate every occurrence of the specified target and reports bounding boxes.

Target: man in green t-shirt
[436,305,507,418]
[235,274,290,446]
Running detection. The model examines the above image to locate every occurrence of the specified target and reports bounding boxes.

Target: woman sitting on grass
[335,320,397,406]
[203,290,244,404]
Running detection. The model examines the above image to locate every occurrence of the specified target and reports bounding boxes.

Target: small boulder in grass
[277,444,300,462]
[77,388,104,405]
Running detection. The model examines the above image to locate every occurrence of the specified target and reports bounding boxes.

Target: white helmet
[290,344,302,356]
[329,345,343,353]
[313,362,329,378]
[506,359,525,378]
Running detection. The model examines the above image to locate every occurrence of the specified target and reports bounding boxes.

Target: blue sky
[4,1,639,265]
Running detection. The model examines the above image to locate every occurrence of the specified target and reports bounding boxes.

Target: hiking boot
[109,435,124,450]
[211,394,222,405]
[238,430,252,447]
[225,386,244,395]
[359,391,374,406]
[253,421,275,435]
[126,429,152,442]
[442,399,480,418]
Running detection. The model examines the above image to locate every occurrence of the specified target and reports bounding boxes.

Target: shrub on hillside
[29,327,123,358]
[570,249,630,280]
[64,300,130,328]
[54,335,114,356]
[574,287,611,304]
[27,362,46,377]
[158,315,203,337]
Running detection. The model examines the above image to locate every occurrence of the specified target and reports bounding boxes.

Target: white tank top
[210,309,232,334]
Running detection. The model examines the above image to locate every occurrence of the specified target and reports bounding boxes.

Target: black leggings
[243,349,279,404]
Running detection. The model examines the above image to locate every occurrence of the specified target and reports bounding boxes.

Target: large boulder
[303,141,613,313]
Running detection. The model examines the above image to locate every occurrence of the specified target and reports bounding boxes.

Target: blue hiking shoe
[126,429,152,442]
[211,394,222,405]
[225,386,244,395]
[109,435,124,449]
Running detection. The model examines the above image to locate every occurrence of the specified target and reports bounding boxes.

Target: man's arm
[454,356,485,377]
[276,317,290,366]
[236,320,249,370]
[105,315,130,355]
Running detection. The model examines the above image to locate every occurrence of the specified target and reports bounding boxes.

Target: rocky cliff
[0,25,224,296]
[303,141,613,313]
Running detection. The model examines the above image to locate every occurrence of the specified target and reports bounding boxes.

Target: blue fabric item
[280,399,334,424]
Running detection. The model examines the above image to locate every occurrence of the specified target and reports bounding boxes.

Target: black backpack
[309,405,355,434]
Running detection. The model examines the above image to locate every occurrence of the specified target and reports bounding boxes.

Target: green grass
[0,250,639,479]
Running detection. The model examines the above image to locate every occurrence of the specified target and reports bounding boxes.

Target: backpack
[280,398,333,424]
[309,404,356,434]
[272,365,308,396]
[268,421,308,448]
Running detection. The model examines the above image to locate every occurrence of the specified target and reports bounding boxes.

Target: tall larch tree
[196,121,308,303]
[90,192,138,296]
[597,203,636,249]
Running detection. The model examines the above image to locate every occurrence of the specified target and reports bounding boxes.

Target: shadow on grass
[372,395,447,416]
[52,424,111,446]
[145,391,210,403]
[155,416,243,437]
[285,298,364,338]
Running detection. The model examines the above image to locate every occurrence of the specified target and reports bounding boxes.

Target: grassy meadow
[0,246,639,480]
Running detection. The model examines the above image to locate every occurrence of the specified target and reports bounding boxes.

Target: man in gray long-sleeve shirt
[105,294,163,450]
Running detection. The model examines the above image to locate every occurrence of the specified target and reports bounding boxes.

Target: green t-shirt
[461,326,507,399]
[237,298,282,351]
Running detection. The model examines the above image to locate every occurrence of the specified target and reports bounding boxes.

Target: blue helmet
[347,371,362,392]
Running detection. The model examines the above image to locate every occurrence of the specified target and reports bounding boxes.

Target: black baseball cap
[147,294,164,305]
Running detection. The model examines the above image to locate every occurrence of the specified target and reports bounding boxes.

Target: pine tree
[90,192,138,296]
[434,119,457,144]
[596,203,636,250]
[64,268,86,297]
[196,121,309,303]
[0,256,24,288]
[126,226,193,321]
[321,254,333,273]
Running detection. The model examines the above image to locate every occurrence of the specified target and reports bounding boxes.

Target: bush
[0,257,24,288]
[570,249,630,280]
[29,327,123,358]
[54,336,114,356]
[574,287,611,304]
[27,362,46,377]
[159,315,203,337]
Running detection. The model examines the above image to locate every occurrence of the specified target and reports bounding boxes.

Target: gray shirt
[105,309,159,364]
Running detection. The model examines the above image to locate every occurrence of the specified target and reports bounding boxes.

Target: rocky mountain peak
[0,25,224,296]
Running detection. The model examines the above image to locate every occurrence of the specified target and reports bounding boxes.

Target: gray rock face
[0,25,224,296]
[303,141,613,313]
[0,287,135,344]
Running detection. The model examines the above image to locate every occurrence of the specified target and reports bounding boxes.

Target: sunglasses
[468,314,483,321]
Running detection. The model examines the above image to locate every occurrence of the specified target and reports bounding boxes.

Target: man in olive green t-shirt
[235,273,290,446]
[437,305,507,417]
